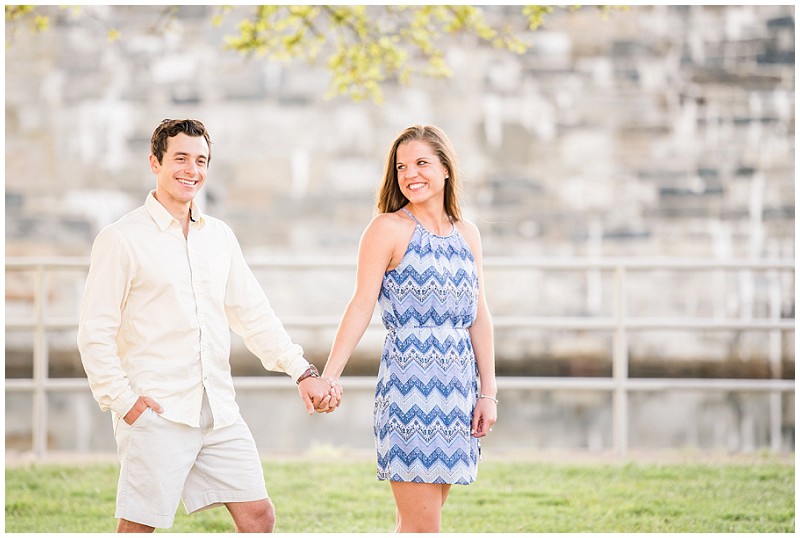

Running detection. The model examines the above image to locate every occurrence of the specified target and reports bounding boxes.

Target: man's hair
[150,119,212,164]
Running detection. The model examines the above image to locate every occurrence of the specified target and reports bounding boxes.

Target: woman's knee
[391,482,444,532]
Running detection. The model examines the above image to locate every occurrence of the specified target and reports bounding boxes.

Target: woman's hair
[377,124,462,221]
[150,118,212,164]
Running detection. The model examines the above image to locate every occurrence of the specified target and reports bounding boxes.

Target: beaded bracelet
[479,394,499,404]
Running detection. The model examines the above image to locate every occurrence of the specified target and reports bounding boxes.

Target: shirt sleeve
[223,227,310,381]
[76,226,140,416]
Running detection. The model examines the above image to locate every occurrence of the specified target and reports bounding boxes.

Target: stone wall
[5,5,795,378]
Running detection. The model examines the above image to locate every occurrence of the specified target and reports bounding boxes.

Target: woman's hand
[314,378,344,414]
[298,377,341,415]
[471,396,497,438]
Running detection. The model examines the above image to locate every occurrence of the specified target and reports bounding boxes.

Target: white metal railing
[5,256,795,458]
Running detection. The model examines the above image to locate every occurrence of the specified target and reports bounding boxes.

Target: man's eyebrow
[172,151,208,160]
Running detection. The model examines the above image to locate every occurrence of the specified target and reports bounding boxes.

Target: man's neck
[153,191,191,236]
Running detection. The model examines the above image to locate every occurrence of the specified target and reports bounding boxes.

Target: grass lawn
[5,454,795,533]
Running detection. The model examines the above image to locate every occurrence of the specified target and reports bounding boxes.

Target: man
[77,119,340,532]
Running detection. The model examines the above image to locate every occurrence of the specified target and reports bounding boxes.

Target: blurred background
[5,5,795,459]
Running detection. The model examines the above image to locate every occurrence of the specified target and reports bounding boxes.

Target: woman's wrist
[478,384,497,399]
[479,394,499,404]
[325,376,341,387]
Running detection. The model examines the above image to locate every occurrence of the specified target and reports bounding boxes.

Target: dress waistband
[387,325,471,336]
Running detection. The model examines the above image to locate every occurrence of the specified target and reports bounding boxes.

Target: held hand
[123,395,164,425]
[470,397,497,438]
[315,378,343,413]
[298,377,342,415]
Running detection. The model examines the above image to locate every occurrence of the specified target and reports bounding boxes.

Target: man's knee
[230,498,275,533]
[259,500,276,532]
[116,518,155,533]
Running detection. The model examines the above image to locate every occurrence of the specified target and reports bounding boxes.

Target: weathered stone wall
[5,5,794,377]
[4,5,794,454]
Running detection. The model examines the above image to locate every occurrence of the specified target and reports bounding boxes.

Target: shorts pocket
[131,407,156,429]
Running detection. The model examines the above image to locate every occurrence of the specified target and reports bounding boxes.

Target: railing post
[612,265,629,455]
[768,269,783,452]
[32,265,49,458]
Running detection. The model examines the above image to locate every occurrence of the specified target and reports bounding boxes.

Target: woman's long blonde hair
[377,125,462,221]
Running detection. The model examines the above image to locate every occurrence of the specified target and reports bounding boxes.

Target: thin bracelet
[479,394,499,404]
[325,377,342,388]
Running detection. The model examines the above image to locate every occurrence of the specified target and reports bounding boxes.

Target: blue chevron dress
[374,208,480,485]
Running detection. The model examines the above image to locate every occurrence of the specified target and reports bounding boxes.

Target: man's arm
[223,227,311,380]
[76,227,140,418]
[223,226,341,413]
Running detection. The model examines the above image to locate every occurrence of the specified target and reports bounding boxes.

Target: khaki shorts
[113,393,268,528]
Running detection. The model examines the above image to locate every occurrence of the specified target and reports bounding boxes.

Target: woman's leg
[390,482,452,533]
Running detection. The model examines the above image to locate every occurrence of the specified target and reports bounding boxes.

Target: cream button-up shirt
[77,191,310,429]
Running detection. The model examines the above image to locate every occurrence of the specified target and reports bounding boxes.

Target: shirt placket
[185,226,211,417]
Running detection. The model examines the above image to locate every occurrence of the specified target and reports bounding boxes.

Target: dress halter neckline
[401,207,455,238]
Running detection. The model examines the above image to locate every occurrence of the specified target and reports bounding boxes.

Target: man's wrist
[296,364,320,385]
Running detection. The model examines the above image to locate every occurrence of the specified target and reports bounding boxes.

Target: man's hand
[298,377,342,415]
[123,395,164,425]
[315,378,343,413]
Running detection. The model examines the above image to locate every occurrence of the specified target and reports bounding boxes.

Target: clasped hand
[297,376,343,415]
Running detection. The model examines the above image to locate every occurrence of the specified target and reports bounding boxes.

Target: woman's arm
[460,220,498,437]
[321,214,407,380]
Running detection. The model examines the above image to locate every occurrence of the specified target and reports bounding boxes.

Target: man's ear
[149,154,160,173]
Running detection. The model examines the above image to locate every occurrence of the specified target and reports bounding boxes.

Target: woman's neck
[405,203,451,236]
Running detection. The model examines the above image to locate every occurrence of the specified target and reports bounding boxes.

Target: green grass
[5,456,795,533]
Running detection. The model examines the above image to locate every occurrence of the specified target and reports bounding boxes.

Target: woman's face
[395,140,448,206]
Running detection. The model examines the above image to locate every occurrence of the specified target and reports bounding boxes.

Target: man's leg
[113,408,199,530]
[116,519,155,533]
[225,499,276,533]
[182,402,270,531]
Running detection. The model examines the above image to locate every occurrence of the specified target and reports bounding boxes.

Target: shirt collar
[145,190,205,231]
[188,198,204,227]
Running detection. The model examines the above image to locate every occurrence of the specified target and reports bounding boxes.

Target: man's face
[150,132,209,208]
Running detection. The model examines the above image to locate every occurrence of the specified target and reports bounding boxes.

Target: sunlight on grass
[5,457,795,533]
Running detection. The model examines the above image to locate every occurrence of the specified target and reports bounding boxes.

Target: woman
[321,125,497,532]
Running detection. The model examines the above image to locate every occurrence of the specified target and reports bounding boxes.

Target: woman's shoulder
[455,218,484,257]
[367,210,415,235]
[455,218,481,240]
